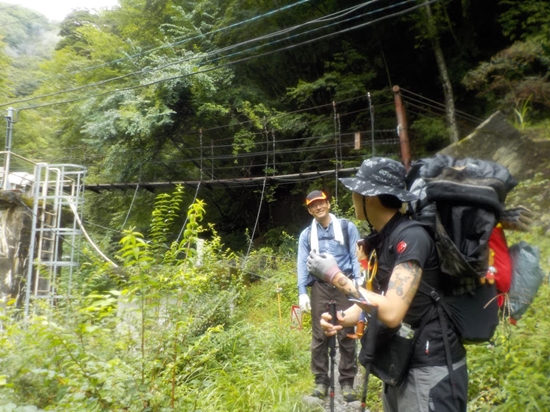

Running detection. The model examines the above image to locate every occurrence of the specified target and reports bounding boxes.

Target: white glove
[299,293,311,313]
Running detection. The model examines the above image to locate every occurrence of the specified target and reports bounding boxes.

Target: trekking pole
[328,300,337,412]
[361,305,379,412]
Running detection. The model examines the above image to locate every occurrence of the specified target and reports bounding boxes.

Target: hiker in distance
[297,190,362,402]
[307,158,468,412]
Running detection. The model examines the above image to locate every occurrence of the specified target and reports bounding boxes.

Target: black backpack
[406,154,518,343]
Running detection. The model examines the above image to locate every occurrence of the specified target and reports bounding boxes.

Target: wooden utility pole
[393,86,411,171]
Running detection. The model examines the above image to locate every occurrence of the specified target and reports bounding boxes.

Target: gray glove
[500,206,536,232]
[307,251,341,284]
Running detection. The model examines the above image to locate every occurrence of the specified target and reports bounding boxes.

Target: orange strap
[365,250,378,292]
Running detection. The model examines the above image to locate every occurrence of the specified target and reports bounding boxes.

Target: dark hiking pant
[310,281,357,387]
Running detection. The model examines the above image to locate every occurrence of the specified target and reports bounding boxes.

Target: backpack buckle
[430,290,441,302]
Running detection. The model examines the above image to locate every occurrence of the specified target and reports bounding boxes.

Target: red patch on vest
[396,241,407,254]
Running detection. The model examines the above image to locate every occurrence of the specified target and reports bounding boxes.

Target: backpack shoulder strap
[417,281,458,401]
[340,218,350,247]
[307,218,351,251]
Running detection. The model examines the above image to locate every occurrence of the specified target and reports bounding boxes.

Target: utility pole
[393,86,411,171]
[3,107,15,190]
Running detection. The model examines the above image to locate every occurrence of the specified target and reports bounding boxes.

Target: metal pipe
[3,107,15,190]
[368,93,375,156]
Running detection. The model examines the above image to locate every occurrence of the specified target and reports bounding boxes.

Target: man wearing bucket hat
[307,158,468,412]
[297,190,362,402]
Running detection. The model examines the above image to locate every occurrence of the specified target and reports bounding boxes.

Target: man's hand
[306,251,341,284]
[299,294,311,313]
[320,312,344,336]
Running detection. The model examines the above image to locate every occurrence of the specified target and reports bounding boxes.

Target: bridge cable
[242,118,270,268]
[176,129,204,243]
[121,184,140,231]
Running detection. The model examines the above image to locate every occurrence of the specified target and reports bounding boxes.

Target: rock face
[438,111,550,233]
[0,191,32,305]
[438,111,550,182]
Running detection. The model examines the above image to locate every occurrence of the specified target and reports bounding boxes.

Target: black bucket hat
[339,157,417,202]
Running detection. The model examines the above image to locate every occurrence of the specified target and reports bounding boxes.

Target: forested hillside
[0,2,549,410]
[0,0,548,250]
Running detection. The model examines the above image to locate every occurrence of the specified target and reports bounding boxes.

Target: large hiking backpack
[406,155,518,343]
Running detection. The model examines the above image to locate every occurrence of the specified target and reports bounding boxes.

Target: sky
[4,0,119,22]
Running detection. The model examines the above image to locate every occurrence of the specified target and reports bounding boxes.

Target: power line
[0,15,45,27]
[31,0,386,88]
[1,0,478,197]
[1,0,360,106]
[242,122,271,265]
[400,87,483,122]
[1,2,455,192]
[203,0,418,65]
[2,0,436,111]
[45,0,313,82]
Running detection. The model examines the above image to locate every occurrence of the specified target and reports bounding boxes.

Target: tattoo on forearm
[388,261,421,305]
[337,277,361,299]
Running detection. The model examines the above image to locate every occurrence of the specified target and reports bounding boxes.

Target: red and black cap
[305,190,328,206]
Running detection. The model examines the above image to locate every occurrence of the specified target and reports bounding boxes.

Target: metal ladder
[24,163,86,316]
